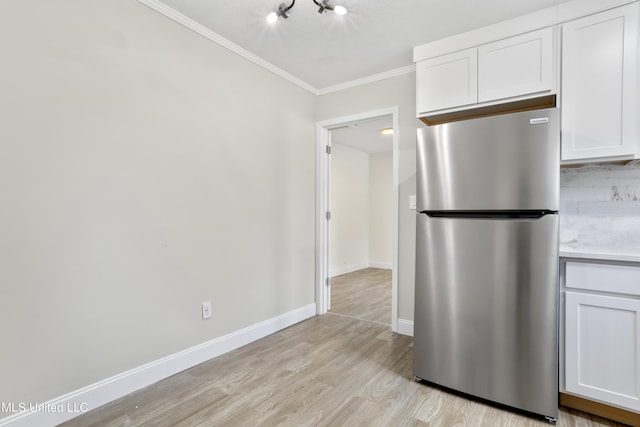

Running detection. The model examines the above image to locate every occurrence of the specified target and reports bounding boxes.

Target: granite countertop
[559,244,640,263]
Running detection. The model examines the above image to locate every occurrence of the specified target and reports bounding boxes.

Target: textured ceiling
[332,116,394,154]
[150,0,571,91]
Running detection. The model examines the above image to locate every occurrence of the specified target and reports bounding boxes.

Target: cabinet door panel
[416,48,477,114]
[561,4,639,161]
[478,27,555,102]
[565,292,640,410]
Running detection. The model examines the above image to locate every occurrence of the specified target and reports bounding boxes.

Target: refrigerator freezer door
[416,108,559,212]
[413,213,559,419]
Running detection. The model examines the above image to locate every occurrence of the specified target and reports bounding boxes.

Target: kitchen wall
[316,73,422,324]
[560,163,640,253]
[0,0,315,408]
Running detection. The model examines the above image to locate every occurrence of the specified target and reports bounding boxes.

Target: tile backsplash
[560,163,640,253]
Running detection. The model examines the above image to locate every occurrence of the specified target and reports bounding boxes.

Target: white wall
[329,145,393,276]
[316,73,421,323]
[369,151,393,268]
[330,144,370,275]
[560,164,640,252]
[0,0,315,409]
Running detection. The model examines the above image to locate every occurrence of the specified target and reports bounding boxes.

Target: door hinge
[325,211,331,221]
[326,145,331,155]
[326,277,331,287]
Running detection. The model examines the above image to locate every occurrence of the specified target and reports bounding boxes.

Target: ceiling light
[334,5,347,15]
[381,128,394,136]
[266,12,278,23]
[267,1,294,22]
[266,0,347,23]
[314,0,333,13]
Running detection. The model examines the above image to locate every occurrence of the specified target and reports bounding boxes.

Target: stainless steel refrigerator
[413,108,559,421]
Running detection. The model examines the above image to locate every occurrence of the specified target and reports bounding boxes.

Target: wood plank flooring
[60,314,624,427]
[329,268,391,325]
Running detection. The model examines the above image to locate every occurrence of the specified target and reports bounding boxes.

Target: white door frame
[315,106,399,332]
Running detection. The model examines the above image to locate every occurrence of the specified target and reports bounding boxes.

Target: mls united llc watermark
[1,401,89,414]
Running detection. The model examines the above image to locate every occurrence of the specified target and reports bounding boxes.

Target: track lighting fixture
[266,0,347,23]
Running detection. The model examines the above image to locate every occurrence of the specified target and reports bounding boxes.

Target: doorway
[315,107,399,332]
[328,117,393,325]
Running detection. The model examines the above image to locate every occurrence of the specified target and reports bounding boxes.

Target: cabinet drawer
[566,262,640,296]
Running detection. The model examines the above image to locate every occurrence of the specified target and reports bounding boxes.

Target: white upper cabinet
[561,3,639,162]
[478,28,555,102]
[416,48,477,114]
[415,27,556,117]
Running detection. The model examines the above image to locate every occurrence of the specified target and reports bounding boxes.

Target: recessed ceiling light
[381,128,394,136]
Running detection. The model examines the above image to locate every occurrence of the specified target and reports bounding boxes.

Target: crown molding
[315,64,416,95]
[136,0,319,95]
[137,0,416,97]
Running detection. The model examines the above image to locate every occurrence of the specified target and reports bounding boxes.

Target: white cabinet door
[565,291,640,411]
[416,48,477,115]
[561,3,639,161]
[478,27,555,102]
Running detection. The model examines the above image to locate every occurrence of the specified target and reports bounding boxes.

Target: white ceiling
[149,0,571,92]
[331,116,393,154]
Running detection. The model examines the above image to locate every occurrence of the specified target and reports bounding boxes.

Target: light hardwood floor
[329,268,392,325]
[60,313,624,426]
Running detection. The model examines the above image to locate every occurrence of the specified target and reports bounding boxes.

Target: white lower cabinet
[564,261,640,413]
[565,291,640,411]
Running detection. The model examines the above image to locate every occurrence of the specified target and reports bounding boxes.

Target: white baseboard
[397,318,414,337]
[368,261,392,270]
[330,261,393,277]
[0,304,316,427]
[330,262,368,277]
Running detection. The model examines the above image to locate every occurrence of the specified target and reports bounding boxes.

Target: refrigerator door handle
[424,211,557,220]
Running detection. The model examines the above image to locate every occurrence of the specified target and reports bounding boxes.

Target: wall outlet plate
[202,301,212,320]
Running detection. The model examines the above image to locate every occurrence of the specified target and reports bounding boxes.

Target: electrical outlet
[202,301,212,320]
